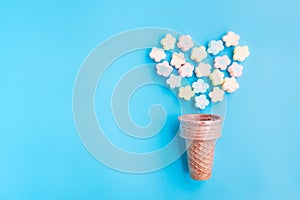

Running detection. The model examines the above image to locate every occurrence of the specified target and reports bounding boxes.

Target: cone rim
[178,114,223,125]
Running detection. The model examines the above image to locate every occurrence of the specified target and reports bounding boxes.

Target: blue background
[1,0,300,199]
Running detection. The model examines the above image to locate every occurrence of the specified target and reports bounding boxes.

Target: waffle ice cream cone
[179,114,223,180]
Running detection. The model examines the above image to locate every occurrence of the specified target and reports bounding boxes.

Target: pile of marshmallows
[149,31,250,110]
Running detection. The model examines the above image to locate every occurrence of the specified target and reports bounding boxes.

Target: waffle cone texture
[179,114,223,180]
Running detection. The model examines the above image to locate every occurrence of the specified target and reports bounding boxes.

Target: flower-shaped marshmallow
[195,94,210,110]
[195,63,211,77]
[209,87,225,102]
[161,33,176,50]
[207,40,224,55]
[178,86,195,101]
[190,46,207,62]
[170,52,186,69]
[166,74,182,89]
[178,62,194,77]
[214,55,231,70]
[177,35,194,51]
[149,47,166,62]
[222,31,240,47]
[222,77,240,93]
[209,69,224,86]
[233,46,250,62]
[228,62,243,77]
[156,61,173,77]
[192,79,209,93]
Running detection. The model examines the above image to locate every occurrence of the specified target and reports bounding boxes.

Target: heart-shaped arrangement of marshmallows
[149,31,250,110]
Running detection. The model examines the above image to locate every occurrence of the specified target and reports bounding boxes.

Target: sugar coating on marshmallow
[207,40,224,55]
[166,74,182,89]
[178,62,194,77]
[170,52,186,69]
[195,94,210,110]
[209,69,224,86]
[222,31,240,47]
[192,79,209,93]
[177,35,194,51]
[156,61,173,77]
[178,86,195,100]
[190,46,207,62]
[233,46,250,62]
[214,55,231,70]
[161,34,176,50]
[228,62,243,77]
[209,87,225,102]
[222,77,240,93]
[149,47,166,62]
[195,63,211,77]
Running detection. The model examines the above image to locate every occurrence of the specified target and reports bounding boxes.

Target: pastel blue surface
[1,0,299,199]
